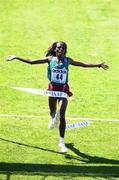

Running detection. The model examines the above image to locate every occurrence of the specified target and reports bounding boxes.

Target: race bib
[51,67,67,84]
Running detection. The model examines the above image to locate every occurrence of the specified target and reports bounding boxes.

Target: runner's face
[55,43,66,57]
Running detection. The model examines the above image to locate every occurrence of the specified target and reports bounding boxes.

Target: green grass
[0,0,119,179]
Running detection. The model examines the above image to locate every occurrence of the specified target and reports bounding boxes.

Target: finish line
[0,114,119,122]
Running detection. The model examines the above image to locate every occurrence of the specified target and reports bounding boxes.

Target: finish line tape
[12,87,68,99]
[66,121,90,129]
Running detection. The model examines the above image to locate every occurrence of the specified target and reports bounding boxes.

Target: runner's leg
[49,97,57,118]
[48,97,57,128]
[58,98,68,138]
[58,98,68,152]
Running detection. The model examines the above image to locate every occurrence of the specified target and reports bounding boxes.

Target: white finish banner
[12,87,68,99]
[66,121,90,129]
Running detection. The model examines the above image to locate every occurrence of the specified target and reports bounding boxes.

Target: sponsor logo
[52,67,67,74]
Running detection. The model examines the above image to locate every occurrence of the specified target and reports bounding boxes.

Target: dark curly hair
[45,41,67,57]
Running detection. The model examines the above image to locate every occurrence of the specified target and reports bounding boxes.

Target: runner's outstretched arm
[68,57,109,70]
[6,55,49,64]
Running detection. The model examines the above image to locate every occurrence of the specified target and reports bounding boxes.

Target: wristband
[98,64,101,68]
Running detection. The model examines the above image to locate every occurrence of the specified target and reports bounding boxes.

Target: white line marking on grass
[0,114,119,122]
[66,117,119,122]
[0,114,48,118]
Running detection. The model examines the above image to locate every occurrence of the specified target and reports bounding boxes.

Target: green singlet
[47,57,69,85]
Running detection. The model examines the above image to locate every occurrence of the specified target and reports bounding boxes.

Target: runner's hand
[6,55,18,61]
[100,62,109,70]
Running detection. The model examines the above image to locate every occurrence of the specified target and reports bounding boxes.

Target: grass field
[0,0,119,179]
